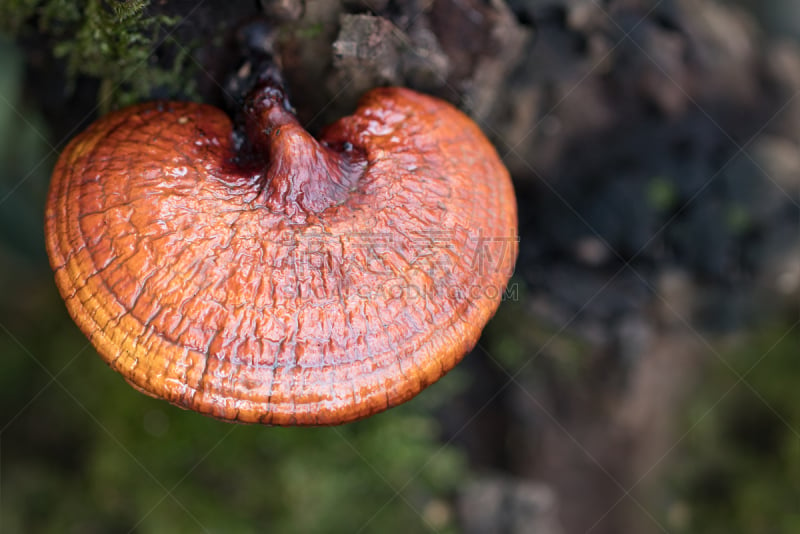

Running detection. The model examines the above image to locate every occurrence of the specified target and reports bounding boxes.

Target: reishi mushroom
[45,80,517,425]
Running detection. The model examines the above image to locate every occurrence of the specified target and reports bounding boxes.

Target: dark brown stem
[243,82,364,218]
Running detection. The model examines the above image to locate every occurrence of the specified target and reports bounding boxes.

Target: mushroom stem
[244,82,364,218]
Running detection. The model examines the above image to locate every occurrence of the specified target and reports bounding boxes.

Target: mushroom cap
[45,87,517,425]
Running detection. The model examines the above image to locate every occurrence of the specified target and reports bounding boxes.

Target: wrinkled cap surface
[45,87,517,425]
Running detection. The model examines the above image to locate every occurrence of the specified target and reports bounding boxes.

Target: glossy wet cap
[45,85,518,425]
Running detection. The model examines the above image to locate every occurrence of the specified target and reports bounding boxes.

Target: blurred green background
[1,1,800,533]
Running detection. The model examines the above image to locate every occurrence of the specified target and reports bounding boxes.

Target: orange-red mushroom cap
[45,85,517,425]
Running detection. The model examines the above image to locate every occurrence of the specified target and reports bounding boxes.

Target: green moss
[725,204,753,234]
[294,22,325,39]
[1,0,197,111]
[485,278,589,377]
[647,175,678,211]
[667,321,800,533]
[0,0,40,33]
